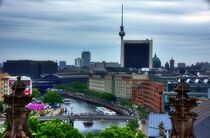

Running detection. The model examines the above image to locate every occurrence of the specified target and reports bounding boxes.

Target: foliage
[0,127,6,138]
[127,120,139,131]
[29,116,40,134]
[57,81,88,92]
[99,126,146,138]
[120,99,133,107]
[36,119,84,138]
[58,81,116,101]
[32,88,41,99]
[137,106,149,119]
[43,91,63,105]
[0,102,3,113]
[85,132,95,138]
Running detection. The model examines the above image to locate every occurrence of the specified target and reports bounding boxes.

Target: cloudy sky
[0,0,210,66]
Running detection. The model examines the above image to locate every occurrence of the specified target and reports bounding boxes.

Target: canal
[61,98,127,134]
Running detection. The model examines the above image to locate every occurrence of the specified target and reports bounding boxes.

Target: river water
[61,98,127,134]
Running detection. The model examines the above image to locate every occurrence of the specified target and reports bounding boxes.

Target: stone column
[169,79,197,138]
[3,76,32,138]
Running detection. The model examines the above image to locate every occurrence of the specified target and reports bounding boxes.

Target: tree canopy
[32,88,41,99]
[43,91,62,105]
[99,126,146,138]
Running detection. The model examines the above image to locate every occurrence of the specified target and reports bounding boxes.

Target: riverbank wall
[61,92,130,116]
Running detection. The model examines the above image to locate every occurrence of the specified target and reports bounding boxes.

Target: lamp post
[3,76,32,138]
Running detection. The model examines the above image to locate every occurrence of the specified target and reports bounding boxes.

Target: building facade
[89,74,148,98]
[75,58,82,67]
[0,73,10,101]
[59,61,66,69]
[3,60,58,79]
[81,51,91,67]
[121,40,153,69]
[89,75,105,92]
[132,81,164,112]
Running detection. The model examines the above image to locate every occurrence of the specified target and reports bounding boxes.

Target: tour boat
[63,99,71,104]
[96,106,116,115]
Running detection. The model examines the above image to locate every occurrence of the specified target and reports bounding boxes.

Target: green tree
[85,132,95,138]
[120,99,133,107]
[0,102,3,113]
[57,81,88,92]
[99,126,146,138]
[43,91,62,105]
[36,119,83,138]
[32,88,41,99]
[29,116,40,134]
[127,120,139,131]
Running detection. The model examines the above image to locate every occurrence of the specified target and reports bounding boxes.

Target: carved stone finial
[3,76,32,138]
[11,76,26,96]
[169,78,197,138]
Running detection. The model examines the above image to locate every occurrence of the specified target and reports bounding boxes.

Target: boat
[96,106,116,115]
[63,99,71,104]
[83,121,94,127]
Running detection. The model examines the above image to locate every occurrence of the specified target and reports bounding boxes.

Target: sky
[0,0,210,66]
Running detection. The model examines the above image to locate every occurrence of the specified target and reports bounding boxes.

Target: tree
[127,120,139,131]
[57,81,88,92]
[32,88,41,99]
[0,102,3,113]
[29,116,40,135]
[36,119,84,138]
[43,91,63,105]
[85,132,95,138]
[99,126,146,138]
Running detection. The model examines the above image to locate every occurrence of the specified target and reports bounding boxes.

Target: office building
[3,60,58,79]
[75,58,82,67]
[121,40,153,69]
[132,81,164,112]
[81,51,91,67]
[59,61,66,69]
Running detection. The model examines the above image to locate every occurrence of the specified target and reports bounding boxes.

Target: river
[61,98,127,134]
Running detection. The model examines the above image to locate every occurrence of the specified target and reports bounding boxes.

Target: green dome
[152,54,161,68]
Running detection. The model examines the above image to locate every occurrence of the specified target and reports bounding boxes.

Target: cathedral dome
[152,54,161,68]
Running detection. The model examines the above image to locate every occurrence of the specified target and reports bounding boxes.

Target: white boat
[96,106,116,115]
[63,99,71,104]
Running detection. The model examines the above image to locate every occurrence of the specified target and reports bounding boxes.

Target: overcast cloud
[0,0,210,65]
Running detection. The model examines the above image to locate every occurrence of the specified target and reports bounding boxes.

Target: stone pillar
[169,79,197,138]
[3,76,32,138]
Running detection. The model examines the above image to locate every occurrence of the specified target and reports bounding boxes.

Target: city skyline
[0,0,210,65]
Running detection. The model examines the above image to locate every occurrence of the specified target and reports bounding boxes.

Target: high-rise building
[81,51,91,67]
[3,60,58,79]
[170,58,175,70]
[59,61,66,69]
[75,58,82,67]
[121,40,153,68]
[119,5,152,69]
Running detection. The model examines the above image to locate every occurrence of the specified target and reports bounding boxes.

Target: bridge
[39,114,136,122]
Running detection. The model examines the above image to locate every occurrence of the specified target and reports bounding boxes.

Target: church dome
[152,54,161,68]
